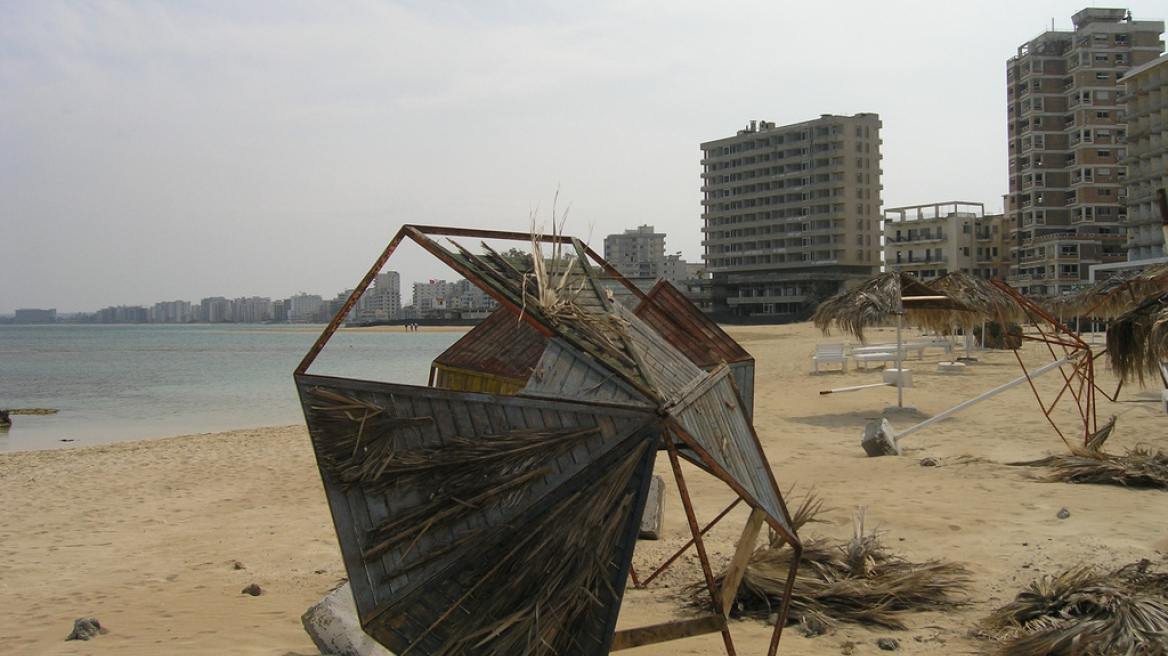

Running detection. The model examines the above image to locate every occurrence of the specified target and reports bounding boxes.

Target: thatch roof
[1057,262,1168,320]
[1105,289,1168,384]
[926,271,1029,327]
[812,272,975,341]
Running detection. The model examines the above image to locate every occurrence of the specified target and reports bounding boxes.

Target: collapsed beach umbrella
[812,272,975,409]
[295,225,801,656]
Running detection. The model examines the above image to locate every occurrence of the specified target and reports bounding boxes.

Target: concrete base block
[302,582,395,656]
[882,368,913,387]
[1161,389,1168,414]
[937,361,966,373]
[639,475,665,540]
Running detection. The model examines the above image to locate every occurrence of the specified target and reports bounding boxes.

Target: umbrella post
[896,313,904,408]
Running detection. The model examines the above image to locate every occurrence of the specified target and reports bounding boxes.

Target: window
[1096,111,1110,119]
[1095,90,1110,100]
[1097,149,1110,157]
[1095,72,1110,80]
[1098,189,1111,196]
[1095,53,1108,62]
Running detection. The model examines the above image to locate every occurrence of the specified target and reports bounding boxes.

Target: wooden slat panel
[611,615,727,651]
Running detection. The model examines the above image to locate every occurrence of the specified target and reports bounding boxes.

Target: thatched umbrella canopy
[1105,288,1168,384]
[927,271,1029,328]
[813,272,975,408]
[1059,262,1168,320]
[812,272,975,342]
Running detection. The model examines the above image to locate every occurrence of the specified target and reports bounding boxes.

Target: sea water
[0,324,461,451]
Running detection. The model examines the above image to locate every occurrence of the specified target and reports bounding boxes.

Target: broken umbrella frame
[295,225,802,656]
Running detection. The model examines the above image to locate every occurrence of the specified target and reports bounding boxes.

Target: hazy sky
[3,1,1165,314]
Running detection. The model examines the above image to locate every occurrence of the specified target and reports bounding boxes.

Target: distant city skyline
[5,2,1167,314]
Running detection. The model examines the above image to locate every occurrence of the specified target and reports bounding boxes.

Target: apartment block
[700,114,883,320]
[603,225,691,284]
[883,202,1007,281]
[1121,51,1168,260]
[1006,7,1164,295]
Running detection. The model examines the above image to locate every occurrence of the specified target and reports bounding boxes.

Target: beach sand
[2,321,1166,655]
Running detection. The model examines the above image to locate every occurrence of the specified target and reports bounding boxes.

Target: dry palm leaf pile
[978,559,1168,656]
[1009,417,1168,490]
[698,495,971,634]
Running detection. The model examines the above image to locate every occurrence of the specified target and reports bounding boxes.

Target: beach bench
[851,345,899,371]
[813,343,848,373]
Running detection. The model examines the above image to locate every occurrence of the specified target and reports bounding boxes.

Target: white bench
[851,346,898,371]
[813,343,848,373]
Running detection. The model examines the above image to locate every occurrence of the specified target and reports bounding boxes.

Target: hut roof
[634,280,752,369]
[431,306,549,383]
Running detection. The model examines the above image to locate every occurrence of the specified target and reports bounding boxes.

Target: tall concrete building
[1121,51,1168,260]
[1006,7,1164,295]
[603,225,691,284]
[700,114,883,320]
[883,202,1008,281]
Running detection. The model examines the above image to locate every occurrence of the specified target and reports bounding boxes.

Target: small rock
[66,618,105,641]
[877,637,900,651]
[233,560,246,570]
[799,613,829,637]
[767,612,779,626]
[919,457,940,467]
[242,583,262,596]
[840,641,856,655]
[1056,508,1070,519]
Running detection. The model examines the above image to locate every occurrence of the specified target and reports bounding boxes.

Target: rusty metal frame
[298,224,802,656]
[992,281,1104,448]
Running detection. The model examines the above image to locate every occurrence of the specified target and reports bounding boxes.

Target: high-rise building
[883,202,1008,281]
[1006,8,1164,295]
[603,225,691,284]
[359,271,402,321]
[700,114,883,320]
[1120,51,1168,260]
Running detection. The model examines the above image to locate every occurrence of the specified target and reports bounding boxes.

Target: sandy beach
[3,321,1166,655]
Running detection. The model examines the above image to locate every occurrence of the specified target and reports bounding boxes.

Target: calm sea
[0,324,461,452]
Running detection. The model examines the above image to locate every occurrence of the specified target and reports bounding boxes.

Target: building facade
[603,225,691,284]
[1121,51,1168,260]
[883,202,1007,281]
[1006,7,1164,295]
[700,114,884,320]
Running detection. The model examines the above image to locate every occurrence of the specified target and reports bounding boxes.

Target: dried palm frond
[979,559,1168,656]
[1010,445,1168,489]
[1008,415,1168,488]
[696,496,971,631]
[1107,289,1168,385]
[927,271,1029,327]
[1062,262,1168,320]
[813,272,975,341]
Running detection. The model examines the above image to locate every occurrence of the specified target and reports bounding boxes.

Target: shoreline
[3,321,1166,655]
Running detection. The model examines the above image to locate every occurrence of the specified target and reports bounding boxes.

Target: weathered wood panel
[666,367,794,538]
[523,339,652,406]
[295,373,660,656]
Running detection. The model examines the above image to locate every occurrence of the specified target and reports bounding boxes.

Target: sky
[2,1,1166,314]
